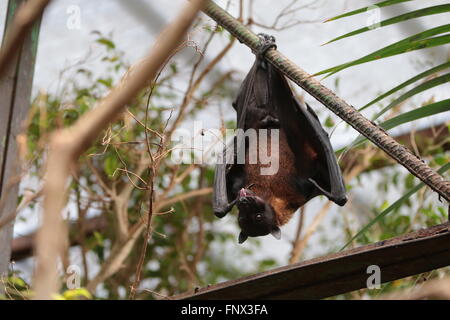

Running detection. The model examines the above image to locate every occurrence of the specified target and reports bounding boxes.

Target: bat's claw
[214,209,228,218]
[256,33,277,62]
[213,199,237,218]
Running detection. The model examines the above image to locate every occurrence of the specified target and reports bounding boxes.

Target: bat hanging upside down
[213,34,347,244]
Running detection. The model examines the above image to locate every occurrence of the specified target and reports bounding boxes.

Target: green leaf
[434,155,448,166]
[360,62,450,112]
[316,24,450,76]
[341,162,450,251]
[325,5,450,44]
[63,109,80,126]
[97,77,113,88]
[324,116,335,128]
[373,73,450,121]
[170,62,178,74]
[381,99,450,130]
[7,276,27,288]
[63,288,92,300]
[96,38,116,50]
[349,99,450,149]
[325,0,414,22]
[104,156,119,177]
[93,231,104,245]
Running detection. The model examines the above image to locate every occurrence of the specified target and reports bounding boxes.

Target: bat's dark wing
[212,60,262,218]
[212,141,244,218]
[267,60,347,206]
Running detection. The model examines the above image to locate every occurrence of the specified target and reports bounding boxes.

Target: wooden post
[0,0,41,283]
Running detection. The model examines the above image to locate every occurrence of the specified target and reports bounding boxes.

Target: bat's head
[236,188,281,244]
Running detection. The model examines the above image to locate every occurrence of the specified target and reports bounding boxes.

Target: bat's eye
[255,213,262,221]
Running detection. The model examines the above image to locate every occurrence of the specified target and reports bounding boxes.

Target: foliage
[320,0,450,298]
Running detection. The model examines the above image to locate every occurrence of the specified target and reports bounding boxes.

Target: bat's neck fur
[245,129,307,226]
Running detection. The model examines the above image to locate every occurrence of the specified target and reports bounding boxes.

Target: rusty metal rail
[174,222,450,299]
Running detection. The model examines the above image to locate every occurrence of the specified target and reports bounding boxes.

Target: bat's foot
[256,33,277,63]
[213,199,237,218]
[214,209,228,218]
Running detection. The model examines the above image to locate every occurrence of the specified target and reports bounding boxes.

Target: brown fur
[244,129,317,226]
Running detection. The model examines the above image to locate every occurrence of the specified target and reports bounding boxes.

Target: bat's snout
[237,196,252,209]
[237,189,257,209]
[238,188,254,198]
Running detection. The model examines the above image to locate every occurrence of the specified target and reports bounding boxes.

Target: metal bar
[201,1,450,203]
[175,222,450,299]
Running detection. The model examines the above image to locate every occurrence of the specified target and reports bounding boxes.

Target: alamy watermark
[66,5,81,30]
[66,265,81,290]
[366,265,381,290]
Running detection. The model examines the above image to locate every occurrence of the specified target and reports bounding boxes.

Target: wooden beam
[0,0,42,278]
[174,222,450,299]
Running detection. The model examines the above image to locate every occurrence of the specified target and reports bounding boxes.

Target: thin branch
[167,36,236,137]
[125,109,163,140]
[113,168,148,190]
[86,158,113,195]
[155,187,213,212]
[0,188,43,230]
[75,185,90,284]
[289,206,306,264]
[290,201,332,264]
[86,223,146,293]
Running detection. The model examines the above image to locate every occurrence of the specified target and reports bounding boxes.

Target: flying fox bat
[213,34,347,244]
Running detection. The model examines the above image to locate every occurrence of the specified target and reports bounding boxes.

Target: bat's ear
[270,226,281,240]
[238,231,248,244]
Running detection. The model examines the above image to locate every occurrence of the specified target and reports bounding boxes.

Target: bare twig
[86,223,146,293]
[289,206,305,264]
[289,201,332,264]
[247,0,321,30]
[155,187,213,212]
[167,36,236,137]
[0,187,42,230]
[190,168,207,274]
